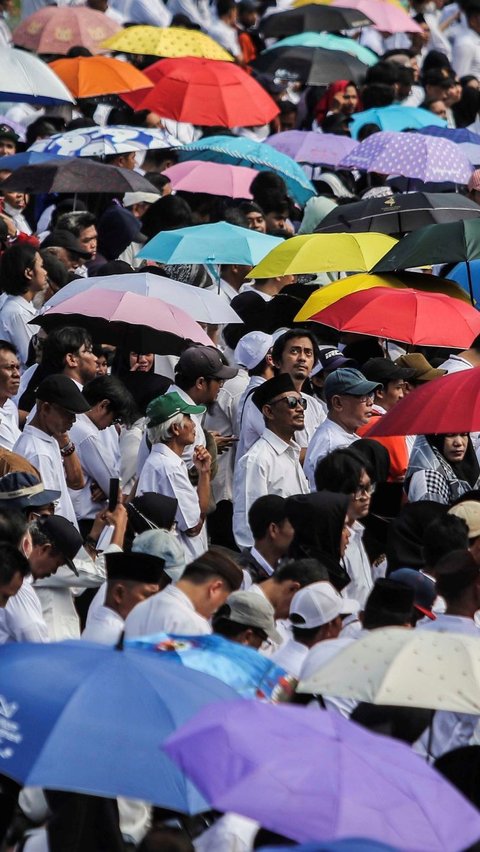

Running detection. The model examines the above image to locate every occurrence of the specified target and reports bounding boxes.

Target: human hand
[193,445,211,473]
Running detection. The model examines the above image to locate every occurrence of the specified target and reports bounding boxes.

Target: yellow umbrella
[101,26,234,61]
[294,270,471,321]
[247,233,397,279]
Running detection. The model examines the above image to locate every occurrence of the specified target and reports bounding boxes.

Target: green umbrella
[262,32,378,66]
[371,218,480,304]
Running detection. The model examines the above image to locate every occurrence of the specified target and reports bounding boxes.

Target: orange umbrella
[49,56,154,99]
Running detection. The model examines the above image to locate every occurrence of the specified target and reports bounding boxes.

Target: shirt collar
[262,428,300,456]
[25,425,57,445]
[251,546,275,576]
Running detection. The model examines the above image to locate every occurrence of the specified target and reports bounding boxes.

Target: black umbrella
[0,158,160,195]
[260,5,373,37]
[315,192,480,236]
[251,45,368,85]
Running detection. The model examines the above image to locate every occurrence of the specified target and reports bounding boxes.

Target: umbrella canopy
[29,125,178,158]
[450,258,480,301]
[13,6,120,55]
[0,641,237,811]
[164,700,480,851]
[305,287,480,347]
[316,192,480,235]
[331,0,422,31]
[163,161,253,198]
[349,106,446,139]
[0,151,65,170]
[259,844,400,852]
[137,221,283,265]
[294,270,471,321]
[251,45,369,86]
[262,32,377,65]
[247,233,397,278]
[418,125,480,166]
[365,367,480,436]
[260,4,373,37]
[101,25,233,60]
[34,289,212,354]
[125,633,295,701]
[41,271,242,325]
[0,158,160,195]
[297,627,480,714]
[48,56,154,99]
[265,130,358,168]
[0,47,74,106]
[338,131,473,184]
[294,0,405,10]
[121,57,279,129]
[178,135,315,206]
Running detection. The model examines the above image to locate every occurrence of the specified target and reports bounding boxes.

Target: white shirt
[299,635,358,718]
[452,28,480,79]
[167,0,212,30]
[81,605,124,645]
[0,398,20,451]
[124,583,211,638]
[235,375,266,463]
[109,0,171,26]
[69,414,120,520]
[120,417,145,495]
[437,354,474,374]
[271,637,308,677]
[166,384,206,469]
[13,425,78,527]
[0,577,49,644]
[304,418,359,490]
[233,428,309,549]
[194,815,259,852]
[343,522,373,608]
[250,546,274,577]
[205,369,248,504]
[208,18,241,57]
[137,442,207,562]
[0,296,39,370]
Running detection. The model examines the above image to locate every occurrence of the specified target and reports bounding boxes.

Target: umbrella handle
[426,709,435,763]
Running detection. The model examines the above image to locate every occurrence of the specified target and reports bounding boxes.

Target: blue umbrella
[177,135,316,206]
[125,633,296,701]
[262,32,378,66]
[0,641,238,811]
[137,221,283,265]
[449,259,480,305]
[349,106,446,139]
[419,124,480,166]
[0,152,65,170]
[29,125,178,158]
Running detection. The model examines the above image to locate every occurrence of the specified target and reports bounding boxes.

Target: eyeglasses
[352,483,376,500]
[270,396,308,410]
[352,393,374,404]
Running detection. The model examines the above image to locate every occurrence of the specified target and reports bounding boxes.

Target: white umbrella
[297,627,480,714]
[41,272,243,325]
[0,47,75,105]
[29,125,179,157]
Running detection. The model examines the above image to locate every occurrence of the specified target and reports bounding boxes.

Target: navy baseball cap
[311,347,357,378]
[389,568,436,620]
[324,367,381,400]
[0,472,60,510]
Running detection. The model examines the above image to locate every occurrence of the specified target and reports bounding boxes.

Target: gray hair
[147,411,184,445]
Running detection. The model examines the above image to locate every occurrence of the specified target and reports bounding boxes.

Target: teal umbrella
[349,106,446,139]
[136,221,283,265]
[263,32,377,66]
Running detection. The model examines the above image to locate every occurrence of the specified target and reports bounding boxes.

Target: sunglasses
[270,396,308,410]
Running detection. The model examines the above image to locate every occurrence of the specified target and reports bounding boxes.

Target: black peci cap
[252,374,296,411]
[105,551,165,583]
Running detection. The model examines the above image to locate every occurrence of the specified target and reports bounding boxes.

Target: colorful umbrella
[262,31,377,65]
[305,287,480,347]
[260,4,373,37]
[101,25,234,60]
[265,130,358,168]
[339,130,474,185]
[137,221,283,265]
[178,135,315,206]
[48,56,154,99]
[121,57,279,129]
[0,47,74,106]
[13,6,120,55]
[29,125,178,158]
[0,158,160,195]
[419,124,480,166]
[315,192,480,235]
[0,641,237,811]
[247,233,397,278]
[349,106,446,139]
[364,367,480,436]
[331,0,423,32]
[164,701,480,851]
[163,161,253,198]
[34,289,212,355]
[251,45,369,86]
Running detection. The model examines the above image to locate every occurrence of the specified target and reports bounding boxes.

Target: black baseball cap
[41,229,92,260]
[176,346,237,381]
[362,357,415,385]
[312,347,356,377]
[389,568,436,620]
[423,68,455,88]
[40,515,83,575]
[0,124,19,144]
[35,375,91,414]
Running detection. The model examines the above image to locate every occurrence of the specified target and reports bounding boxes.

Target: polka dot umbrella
[101,25,234,61]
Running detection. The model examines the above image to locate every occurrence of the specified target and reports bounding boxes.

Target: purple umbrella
[338,130,474,184]
[265,131,358,168]
[164,701,480,852]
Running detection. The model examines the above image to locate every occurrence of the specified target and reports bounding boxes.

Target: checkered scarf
[406,435,477,505]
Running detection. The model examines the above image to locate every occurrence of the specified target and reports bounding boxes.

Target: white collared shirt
[271,637,308,678]
[137,442,207,562]
[250,546,274,577]
[437,354,474,374]
[452,28,480,79]
[343,522,373,608]
[235,375,266,463]
[69,414,120,520]
[208,18,242,56]
[233,427,310,548]
[124,583,211,638]
[304,418,359,490]
[13,425,78,527]
[0,398,20,451]
[0,577,49,644]
[205,369,249,504]
[81,605,124,645]
[0,296,39,370]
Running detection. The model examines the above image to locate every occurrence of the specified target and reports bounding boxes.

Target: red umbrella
[368,368,480,436]
[121,57,279,127]
[307,287,480,347]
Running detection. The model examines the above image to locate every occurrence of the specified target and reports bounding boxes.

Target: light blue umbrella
[29,124,179,158]
[349,106,446,139]
[177,135,316,206]
[263,32,378,66]
[137,221,283,265]
[449,259,480,305]
[0,151,65,170]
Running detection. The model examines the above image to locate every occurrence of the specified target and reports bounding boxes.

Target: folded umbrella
[260,4,373,37]
[251,45,369,86]
[163,161,253,198]
[262,32,377,65]
[13,5,120,55]
[349,106,446,139]
[331,0,423,32]
[164,700,480,851]
[48,56,154,99]
[101,25,234,60]
[137,221,283,266]
[0,158,161,195]
[0,47,74,106]
[29,125,178,158]
[265,130,358,168]
[34,289,212,355]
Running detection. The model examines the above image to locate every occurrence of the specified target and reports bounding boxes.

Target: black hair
[357,123,381,142]
[171,12,202,28]
[92,344,114,365]
[366,61,400,86]
[314,448,367,494]
[250,170,288,197]
[434,549,479,600]
[422,96,448,110]
[0,505,28,548]
[248,495,288,540]
[25,119,59,149]
[182,549,242,591]
[223,206,249,228]
[55,211,96,236]
[82,375,137,425]
[291,623,324,642]
[255,189,290,216]
[271,328,319,366]
[217,0,237,15]
[362,83,396,110]
[42,326,92,374]
[138,826,194,852]
[0,542,30,586]
[143,172,171,193]
[280,100,297,115]
[40,249,70,291]
[0,339,17,357]
[239,201,265,217]
[141,195,193,240]
[29,519,61,552]
[0,243,39,297]
[423,515,470,570]
[271,558,329,587]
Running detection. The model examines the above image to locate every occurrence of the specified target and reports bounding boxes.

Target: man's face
[197,376,224,405]
[276,580,300,619]
[426,83,449,102]
[0,347,20,400]
[73,340,98,384]
[272,517,295,555]
[117,151,137,170]
[377,378,404,412]
[280,110,296,132]
[30,544,68,579]
[264,390,306,433]
[0,136,16,157]
[3,191,27,210]
[265,210,288,232]
[78,225,97,258]
[118,580,159,619]
[41,401,76,436]
[245,210,266,232]
[332,392,374,430]
[429,100,448,119]
[176,413,196,446]
[27,252,48,295]
[0,571,23,607]
[277,336,315,383]
[51,246,81,272]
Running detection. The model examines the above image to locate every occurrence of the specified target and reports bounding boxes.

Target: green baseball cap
[146,391,205,428]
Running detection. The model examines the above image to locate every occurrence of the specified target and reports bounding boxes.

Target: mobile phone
[108,477,120,512]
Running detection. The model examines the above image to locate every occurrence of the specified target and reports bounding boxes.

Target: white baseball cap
[123,191,160,208]
[234,330,273,370]
[289,581,359,629]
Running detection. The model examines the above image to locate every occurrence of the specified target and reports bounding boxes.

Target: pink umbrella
[36,289,212,355]
[13,7,121,56]
[163,161,253,198]
[332,0,422,32]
